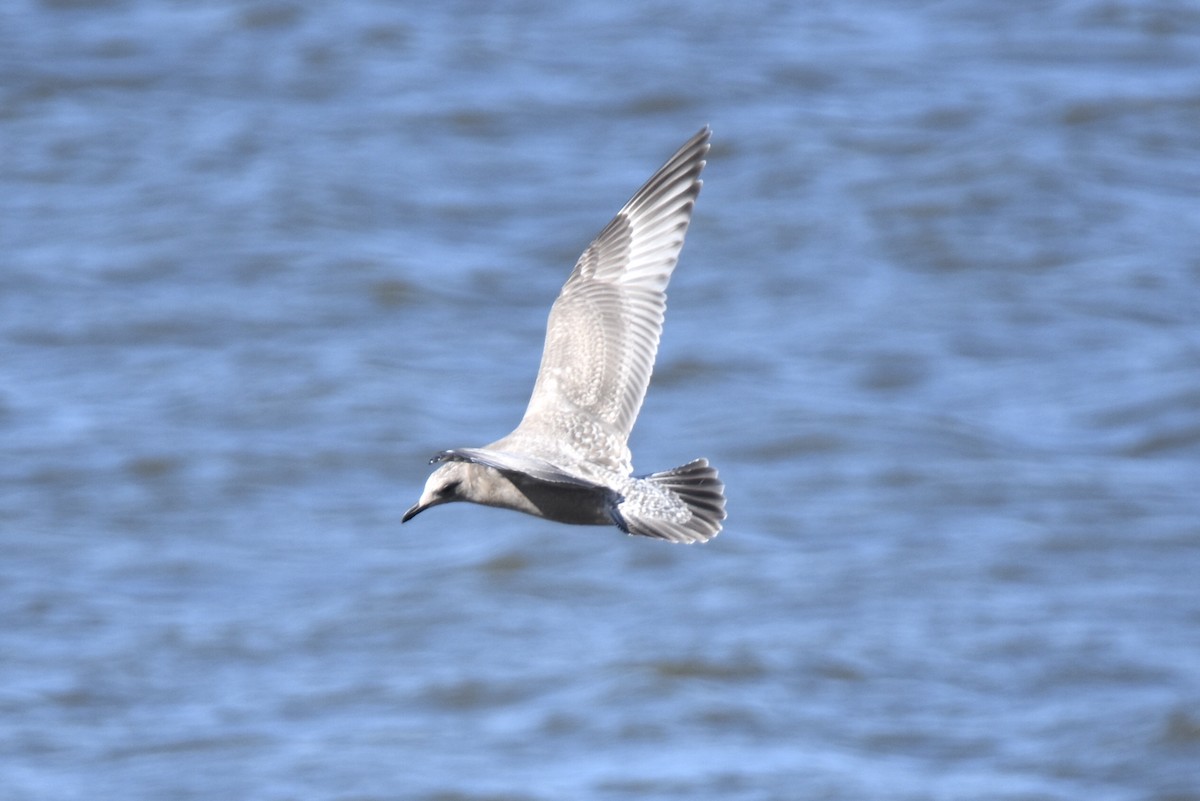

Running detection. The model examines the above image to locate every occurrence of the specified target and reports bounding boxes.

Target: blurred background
[2,1,1199,799]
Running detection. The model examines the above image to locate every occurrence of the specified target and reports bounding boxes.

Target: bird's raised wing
[497,127,710,474]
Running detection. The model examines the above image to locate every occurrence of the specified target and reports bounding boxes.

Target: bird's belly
[495,472,614,526]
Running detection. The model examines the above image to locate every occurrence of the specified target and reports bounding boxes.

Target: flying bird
[403,127,725,543]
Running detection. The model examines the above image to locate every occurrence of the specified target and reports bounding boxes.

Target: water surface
[3,1,1199,799]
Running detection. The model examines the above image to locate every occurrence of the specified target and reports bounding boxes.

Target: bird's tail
[619,458,726,544]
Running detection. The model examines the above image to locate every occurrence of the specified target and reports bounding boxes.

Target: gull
[403,127,725,543]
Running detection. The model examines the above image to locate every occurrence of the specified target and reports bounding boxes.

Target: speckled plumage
[404,128,726,544]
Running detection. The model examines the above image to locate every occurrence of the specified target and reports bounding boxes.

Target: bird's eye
[438,481,461,498]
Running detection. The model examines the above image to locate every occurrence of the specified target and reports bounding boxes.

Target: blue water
[3,1,1199,799]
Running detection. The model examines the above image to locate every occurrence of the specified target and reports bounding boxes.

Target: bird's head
[402,460,470,523]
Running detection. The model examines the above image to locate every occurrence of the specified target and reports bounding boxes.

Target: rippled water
[3,1,1199,799]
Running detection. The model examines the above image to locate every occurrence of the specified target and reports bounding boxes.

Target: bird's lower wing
[432,448,603,489]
